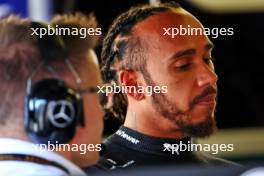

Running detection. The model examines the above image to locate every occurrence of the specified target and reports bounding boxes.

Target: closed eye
[204,57,215,64]
[175,63,192,71]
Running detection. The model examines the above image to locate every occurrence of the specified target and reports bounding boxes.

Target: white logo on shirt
[116,130,140,144]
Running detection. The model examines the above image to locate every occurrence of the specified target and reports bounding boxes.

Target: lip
[196,94,216,106]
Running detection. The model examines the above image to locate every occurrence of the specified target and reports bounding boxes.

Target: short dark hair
[101,2,181,121]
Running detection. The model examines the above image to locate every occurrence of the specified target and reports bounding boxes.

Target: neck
[124,104,186,139]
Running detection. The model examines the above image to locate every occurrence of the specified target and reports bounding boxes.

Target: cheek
[80,94,104,144]
[78,59,102,87]
[167,73,196,109]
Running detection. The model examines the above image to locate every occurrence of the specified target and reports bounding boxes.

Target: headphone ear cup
[35,103,51,135]
[24,79,82,144]
[25,92,52,142]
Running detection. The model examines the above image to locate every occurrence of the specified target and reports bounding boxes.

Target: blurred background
[1,0,263,164]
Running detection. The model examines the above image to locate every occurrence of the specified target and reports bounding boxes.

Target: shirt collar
[106,126,194,156]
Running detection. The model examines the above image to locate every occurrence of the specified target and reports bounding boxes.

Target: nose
[196,63,218,88]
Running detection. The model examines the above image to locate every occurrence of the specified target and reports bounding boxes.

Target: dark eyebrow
[205,43,214,51]
[169,48,196,60]
[168,43,214,61]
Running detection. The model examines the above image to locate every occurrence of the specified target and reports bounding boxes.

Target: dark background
[54,0,264,132]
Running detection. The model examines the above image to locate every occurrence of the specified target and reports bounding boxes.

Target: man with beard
[89,2,239,173]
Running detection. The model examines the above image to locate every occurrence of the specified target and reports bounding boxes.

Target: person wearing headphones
[0,14,103,176]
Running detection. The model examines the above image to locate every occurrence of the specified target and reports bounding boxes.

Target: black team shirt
[85,126,239,174]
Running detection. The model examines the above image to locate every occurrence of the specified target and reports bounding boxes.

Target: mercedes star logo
[47,100,75,128]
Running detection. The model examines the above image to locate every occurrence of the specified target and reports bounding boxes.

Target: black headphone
[24,22,85,144]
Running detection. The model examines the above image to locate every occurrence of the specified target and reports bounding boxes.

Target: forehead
[132,9,211,59]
